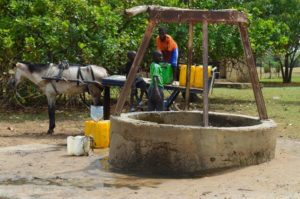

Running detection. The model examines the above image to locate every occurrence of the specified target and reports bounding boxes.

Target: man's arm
[170,48,178,67]
[151,76,163,103]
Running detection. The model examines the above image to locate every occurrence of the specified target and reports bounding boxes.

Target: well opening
[128,112,261,127]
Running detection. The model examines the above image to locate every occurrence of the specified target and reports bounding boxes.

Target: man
[156,27,179,80]
[123,51,148,112]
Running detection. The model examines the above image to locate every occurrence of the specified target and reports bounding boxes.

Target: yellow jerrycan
[194,65,212,88]
[84,120,110,148]
[190,65,196,86]
[179,64,196,86]
[179,64,187,86]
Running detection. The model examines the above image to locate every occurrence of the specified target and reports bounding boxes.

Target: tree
[185,0,299,83]
[1,0,299,103]
[246,0,300,83]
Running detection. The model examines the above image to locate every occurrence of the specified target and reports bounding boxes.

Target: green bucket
[160,62,173,85]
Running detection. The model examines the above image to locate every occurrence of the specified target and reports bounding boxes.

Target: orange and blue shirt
[156,34,178,68]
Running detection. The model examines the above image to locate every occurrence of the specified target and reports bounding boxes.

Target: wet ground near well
[0,138,299,199]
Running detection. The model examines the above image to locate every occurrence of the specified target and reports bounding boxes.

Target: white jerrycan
[67,136,91,156]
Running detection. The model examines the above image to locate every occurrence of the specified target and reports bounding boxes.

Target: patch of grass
[259,68,300,83]
[0,196,15,199]
[260,76,300,83]
[0,107,90,123]
[210,87,300,139]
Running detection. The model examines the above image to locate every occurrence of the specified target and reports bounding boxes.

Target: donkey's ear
[16,62,27,70]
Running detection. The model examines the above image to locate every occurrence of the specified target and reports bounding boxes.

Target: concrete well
[109,111,277,174]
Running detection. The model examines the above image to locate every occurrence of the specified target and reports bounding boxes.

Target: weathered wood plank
[125,5,149,17]
[185,23,194,110]
[113,20,156,116]
[125,6,248,24]
[202,21,209,127]
[150,10,248,24]
[238,23,268,120]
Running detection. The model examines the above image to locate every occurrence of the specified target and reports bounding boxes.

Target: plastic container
[84,120,110,148]
[67,136,91,156]
[179,64,196,86]
[190,65,196,86]
[160,62,173,85]
[90,105,103,121]
[194,65,212,88]
[179,64,187,86]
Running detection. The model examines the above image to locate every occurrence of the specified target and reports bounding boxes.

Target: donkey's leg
[88,84,103,106]
[46,95,56,134]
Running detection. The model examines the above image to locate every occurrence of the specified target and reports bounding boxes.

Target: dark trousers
[148,87,164,111]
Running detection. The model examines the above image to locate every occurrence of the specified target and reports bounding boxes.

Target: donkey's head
[7,62,50,90]
[7,62,26,90]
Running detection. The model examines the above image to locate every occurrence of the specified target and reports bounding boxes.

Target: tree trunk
[280,53,294,83]
[283,54,290,83]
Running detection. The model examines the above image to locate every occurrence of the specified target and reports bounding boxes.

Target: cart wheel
[168,102,184,111]
[169,101,200,111]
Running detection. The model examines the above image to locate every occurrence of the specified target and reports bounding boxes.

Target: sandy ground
[0,120,299,199]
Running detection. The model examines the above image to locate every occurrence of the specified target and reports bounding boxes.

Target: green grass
[0,107,90,123]
[209,87,300,139]
[1,87,299,139]
[259,76,300,83]
[259,67,300,83]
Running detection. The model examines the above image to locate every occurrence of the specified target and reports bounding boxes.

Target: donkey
[8,61,108,134]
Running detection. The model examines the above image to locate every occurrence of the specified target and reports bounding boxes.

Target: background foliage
[0,0,299,105]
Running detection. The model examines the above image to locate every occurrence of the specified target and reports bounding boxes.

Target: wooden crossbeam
[125,6,248,24]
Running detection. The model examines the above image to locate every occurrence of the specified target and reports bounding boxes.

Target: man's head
[158,27,167,41]
[152,51,162,63]
[127,51,136,61]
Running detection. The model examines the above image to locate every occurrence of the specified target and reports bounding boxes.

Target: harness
[42,63,98,95]
[50,81,59,94]
[76,65,96,85]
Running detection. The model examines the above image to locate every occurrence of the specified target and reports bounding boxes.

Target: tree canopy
[0,0,299,82]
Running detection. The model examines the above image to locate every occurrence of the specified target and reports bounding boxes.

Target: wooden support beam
[150,9,248,24]
[185,23,194,110]
[202,21,209,127]
[238,23,268,120]
[125,6,248,24]
[113,20,156,116]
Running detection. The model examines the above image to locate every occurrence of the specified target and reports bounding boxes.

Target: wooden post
[238,23,268,120]
[103,86,110,120]
[260,62,262,79]
[185,23,194,110]
[202,21,209,127]
[113,20,156,116]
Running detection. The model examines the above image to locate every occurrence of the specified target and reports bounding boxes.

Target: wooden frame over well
[113,5,268,126]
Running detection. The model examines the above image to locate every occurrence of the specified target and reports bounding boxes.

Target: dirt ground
[0,120,299,199]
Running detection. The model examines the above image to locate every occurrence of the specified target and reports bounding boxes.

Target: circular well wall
[109,111,277,174]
